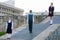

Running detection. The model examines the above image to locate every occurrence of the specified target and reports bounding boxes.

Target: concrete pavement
[11,16,60,40]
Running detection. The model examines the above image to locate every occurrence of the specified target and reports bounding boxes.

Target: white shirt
[8,20,11,23]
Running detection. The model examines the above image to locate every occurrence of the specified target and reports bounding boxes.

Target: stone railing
[33,24,60,40]
[0,15,25,32]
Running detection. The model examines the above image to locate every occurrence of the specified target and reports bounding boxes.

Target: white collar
[8,20,11,23]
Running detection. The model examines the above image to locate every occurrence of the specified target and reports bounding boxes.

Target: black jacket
[48,6,54,16]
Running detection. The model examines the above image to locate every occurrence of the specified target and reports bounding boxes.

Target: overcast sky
[0,0,60,13]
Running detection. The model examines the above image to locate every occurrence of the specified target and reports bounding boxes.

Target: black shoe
[50,24,52,25]
[7,38,11,39]
[29,31,32,33]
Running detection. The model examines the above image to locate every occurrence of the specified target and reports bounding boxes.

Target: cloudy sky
[0,0,60,13]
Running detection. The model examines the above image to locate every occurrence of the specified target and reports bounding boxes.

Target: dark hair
[29,10,32,13]
[51,2,53,5]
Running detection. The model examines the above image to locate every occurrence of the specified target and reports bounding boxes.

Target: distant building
[3,0,15,6]
[0,0,24,32]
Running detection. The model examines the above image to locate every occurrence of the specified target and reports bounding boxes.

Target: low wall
[33,24,60,40]
[0,15,24,32]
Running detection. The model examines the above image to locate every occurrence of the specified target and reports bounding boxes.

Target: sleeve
[12,21,13,29]
[49,7,52,14]
[27,14,29,23]
[33,14,34,23]
[5,21,7,32]
[49,6,50,12]
[53,7,54,11]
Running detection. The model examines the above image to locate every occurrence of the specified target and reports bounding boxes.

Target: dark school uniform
[48,6,54,17]
[6,20,12,34]
[28,13,33,33]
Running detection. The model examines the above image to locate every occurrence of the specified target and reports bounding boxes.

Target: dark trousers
[28,20,33,33]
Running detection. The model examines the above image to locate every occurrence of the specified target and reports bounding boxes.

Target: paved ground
[1,16,60,40]
[10,16,60,40]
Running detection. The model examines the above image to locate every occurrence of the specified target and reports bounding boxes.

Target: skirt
[6,28,12,34]
[48,12,54,17]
